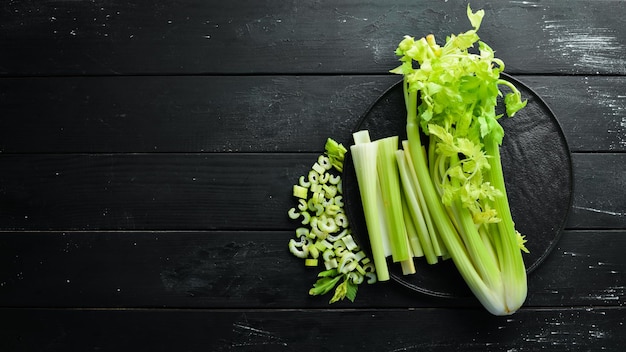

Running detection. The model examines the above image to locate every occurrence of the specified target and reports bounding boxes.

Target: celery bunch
[352,6,530,315]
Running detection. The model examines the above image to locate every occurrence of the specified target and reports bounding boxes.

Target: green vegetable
[376,136,411,264]
[349,131,391,281]
[330,276,358,303]
[309,269,343,296]
[309,269,359,304]
[288,138,377,303]
[395,148,438,264]
[325,138,348,172]
[386,5,529,315]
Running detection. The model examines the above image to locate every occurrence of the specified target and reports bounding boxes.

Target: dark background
[1,1,624,351]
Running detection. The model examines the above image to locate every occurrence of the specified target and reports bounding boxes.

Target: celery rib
[350,139,390,282]
[377,136,411,263]
[484,137,527,313]
[396,149,438,264]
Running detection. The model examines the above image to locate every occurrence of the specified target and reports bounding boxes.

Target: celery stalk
[484,136,527,312]
[376,136,411,263]
[402,140,445,258]
[350,134,390,282]
[400,189,424,258]
[400,254,416,275]
[395,148,438,264]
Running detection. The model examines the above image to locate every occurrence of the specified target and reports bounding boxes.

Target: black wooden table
[1,1,624,351]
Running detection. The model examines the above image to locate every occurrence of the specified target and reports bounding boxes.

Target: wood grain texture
[0,230,623,309]
[1,0,624,349]
[1,0,625,76]
[0,153,622,231]
[519,76,626,153]
[1,307,624,351]
[567,153,626,229]
[0,75,624,153]
[0,75,396,153]
[0,153,309,231]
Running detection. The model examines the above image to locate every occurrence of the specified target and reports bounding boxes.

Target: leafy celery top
[390,5,527,224]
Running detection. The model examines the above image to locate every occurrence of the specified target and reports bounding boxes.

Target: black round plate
[343,73,573,298]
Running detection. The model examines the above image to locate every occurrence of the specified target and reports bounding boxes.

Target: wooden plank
[567,153,626,229]
[1,0,625,76]
[0,153,310,231]
[1,307,624,351]
[528,230,626,307]
[518,76,626,153]
[0,153,621,231]
[0,230,623,308]
[0,75,624,153]
[0,75,396,154]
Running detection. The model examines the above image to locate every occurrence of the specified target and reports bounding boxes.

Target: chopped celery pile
[350,5,530,315]
[287,138,376,304]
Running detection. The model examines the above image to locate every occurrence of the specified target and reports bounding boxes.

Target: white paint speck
[573,206,625,217]
[510,0,543,8]
[584,83,626,149]
[541,19,626,71]
[589,329,607,339]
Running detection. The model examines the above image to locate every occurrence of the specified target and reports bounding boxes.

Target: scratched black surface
[0,1,624,351]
